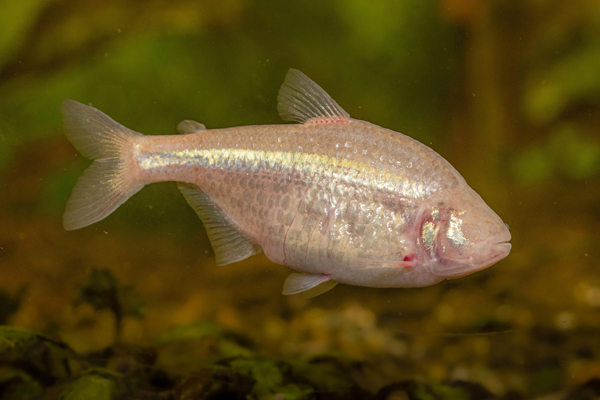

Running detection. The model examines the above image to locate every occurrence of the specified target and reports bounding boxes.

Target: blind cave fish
[62,69,511,297]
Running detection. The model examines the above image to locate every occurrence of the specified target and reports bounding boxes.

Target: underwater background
[1,0,600,398]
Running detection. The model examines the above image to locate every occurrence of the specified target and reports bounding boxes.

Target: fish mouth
[491,225,512,259]
[491,241,512,260]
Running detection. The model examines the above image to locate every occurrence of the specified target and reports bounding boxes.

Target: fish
[61,69,511,298]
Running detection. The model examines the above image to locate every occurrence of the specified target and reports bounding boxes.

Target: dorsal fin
[277,69,351,124]
[177,120,206,135]
[178,183,261,265]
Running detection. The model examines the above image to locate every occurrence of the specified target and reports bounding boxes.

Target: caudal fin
[61,100,144,230]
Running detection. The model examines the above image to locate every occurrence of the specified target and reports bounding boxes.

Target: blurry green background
[1,0,600,397]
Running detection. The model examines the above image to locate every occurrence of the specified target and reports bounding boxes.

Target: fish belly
[198,165,417,278]
[134,122,438,284]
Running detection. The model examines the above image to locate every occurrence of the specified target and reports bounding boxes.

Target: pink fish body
[62,69,511,297]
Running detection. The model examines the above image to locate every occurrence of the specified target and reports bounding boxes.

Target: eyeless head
[419,198,511,278]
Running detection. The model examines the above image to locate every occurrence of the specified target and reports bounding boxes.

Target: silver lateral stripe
[138,148,435,198]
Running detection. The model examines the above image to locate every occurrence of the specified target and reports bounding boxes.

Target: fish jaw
[431,230,512,279]
[418,188,512,279]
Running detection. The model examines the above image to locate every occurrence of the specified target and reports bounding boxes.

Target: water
[0,0,599,398]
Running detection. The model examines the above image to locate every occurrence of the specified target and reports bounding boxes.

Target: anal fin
[178,183,261,265]
[282,272,338,298]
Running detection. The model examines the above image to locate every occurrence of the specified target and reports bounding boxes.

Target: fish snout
[486,222,512,262]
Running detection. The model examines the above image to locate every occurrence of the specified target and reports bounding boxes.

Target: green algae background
[1,0,600,399]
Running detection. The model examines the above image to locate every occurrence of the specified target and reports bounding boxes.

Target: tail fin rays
[61,100,144,230]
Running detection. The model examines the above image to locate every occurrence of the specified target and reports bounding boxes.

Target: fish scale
[61,68,511,298]
[133,123,431,268]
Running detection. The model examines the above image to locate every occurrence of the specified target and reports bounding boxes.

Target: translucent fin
[61,100,144,230]
[301,280,339,298]
[348,258,417,270]
[277,69,351,124]
[62,100,142,160]
[282,272,338,297]
[177,120,206,135]
[178,183,261,265]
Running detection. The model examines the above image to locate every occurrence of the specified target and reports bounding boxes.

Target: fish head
[418,190,511,278]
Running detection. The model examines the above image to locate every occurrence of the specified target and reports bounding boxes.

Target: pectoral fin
[282,272,338,298]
